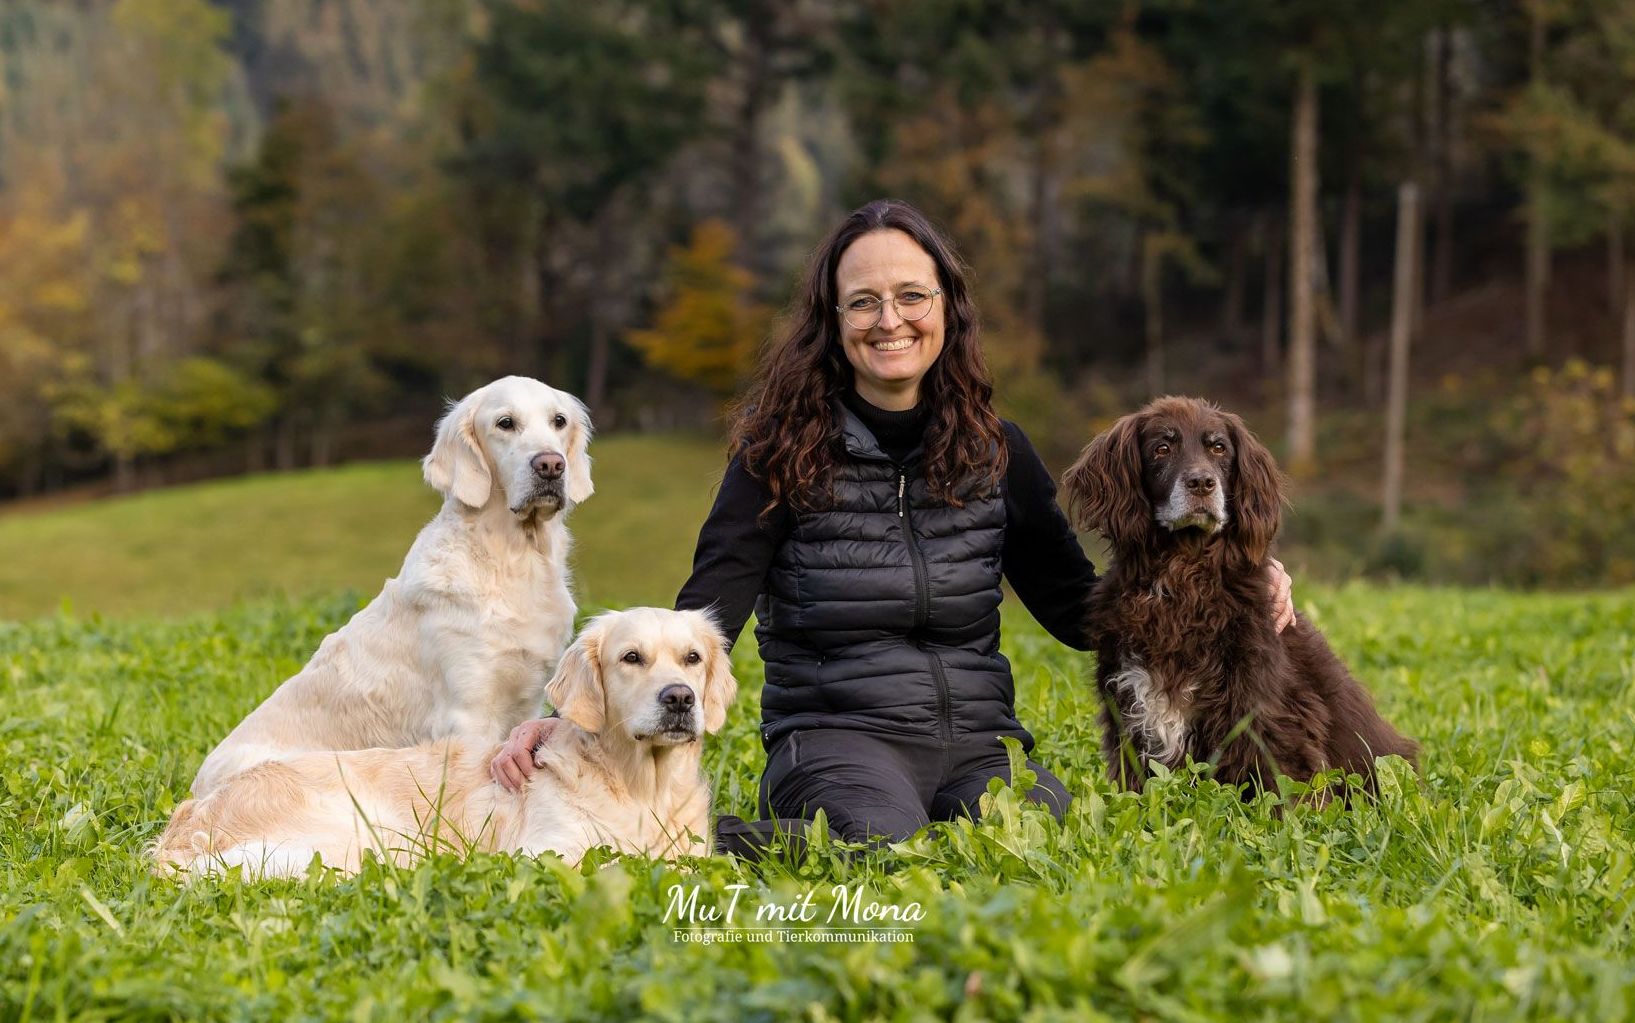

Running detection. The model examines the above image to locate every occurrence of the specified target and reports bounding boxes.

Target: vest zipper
[898,466,950,744]
[897,468,929,628]
[928,650,954,746]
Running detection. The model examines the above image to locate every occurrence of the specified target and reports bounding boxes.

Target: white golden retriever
[190,376,593,798]
[156,609,736,876]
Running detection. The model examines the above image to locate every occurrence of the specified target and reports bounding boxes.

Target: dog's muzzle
[511,478,566,515]
[653,683,701,742]
[511,450,568,515]
[1158,476,1227,534]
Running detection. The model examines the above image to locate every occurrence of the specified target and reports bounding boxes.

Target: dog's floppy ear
[1062,412,1150,551]
[1224,410,1285,562]
[423,390,494,509]
[563,393,594,505]
[693,613,738,734]
[545,617,607,733]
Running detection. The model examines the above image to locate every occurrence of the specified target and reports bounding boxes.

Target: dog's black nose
[659,685,695,712]
[1184,474,1217,495]
[531,451,565,479]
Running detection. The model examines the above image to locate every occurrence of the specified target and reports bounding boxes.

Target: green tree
[52,357,276,489]
[454,0,718,413]
[219,98,387,469]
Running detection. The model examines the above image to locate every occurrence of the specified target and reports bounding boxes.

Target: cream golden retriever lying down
[156,609,737,877]
[191,375,593,798]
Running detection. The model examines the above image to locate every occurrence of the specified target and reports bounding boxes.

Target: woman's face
[833,229,946,411]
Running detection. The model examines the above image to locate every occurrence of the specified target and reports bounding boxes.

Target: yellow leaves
[626,220,770,399]
[0,197,94,372]
[35,281,88,315]
[52,357,277,460]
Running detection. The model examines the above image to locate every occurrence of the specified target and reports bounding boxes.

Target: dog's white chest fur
[1110,657,1190,766]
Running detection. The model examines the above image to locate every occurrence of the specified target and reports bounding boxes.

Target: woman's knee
[759,729,933,842]
[934,757,1073,823]
[1025,762,1073,821]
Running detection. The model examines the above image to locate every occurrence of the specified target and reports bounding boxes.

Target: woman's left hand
[1268,557,1295,633]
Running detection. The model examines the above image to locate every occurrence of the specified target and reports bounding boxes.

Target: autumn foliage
[626,221,770,400]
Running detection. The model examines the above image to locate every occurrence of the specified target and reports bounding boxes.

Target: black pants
[751,728,1071,844]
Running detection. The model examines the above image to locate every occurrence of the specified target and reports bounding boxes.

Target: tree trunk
[1143,237,1165,397]
[1431,25,1456,304]
[1609,225,1625,323]
[731,5,770,279]
[19,447,43,498]
[1312,212,1342,349]
[275,415,299,471]
[1382,182,1420,535]
[1287,61,1319,470]
[585,318,611,422]
[1261,210,1283,385]
[114,452,136,494]
[519,199,544,372]
[1526,180,1551,359]
[1025,50,1064,336]
[532,202,561,378]
[1339,165,1363,395]
[1025,141,1052,334]
[1624,264,1635,400]
[1364,324,1385,409]
[1525,8,1550,358]
[311,419,333,468]
[1221,216,1248,345]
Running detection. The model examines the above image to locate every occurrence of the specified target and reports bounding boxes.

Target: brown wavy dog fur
[1062,396,1417,800]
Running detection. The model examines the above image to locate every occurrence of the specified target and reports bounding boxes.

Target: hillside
[0,434,725,621]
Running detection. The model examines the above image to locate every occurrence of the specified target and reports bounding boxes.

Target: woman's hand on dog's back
[491,716,560,791]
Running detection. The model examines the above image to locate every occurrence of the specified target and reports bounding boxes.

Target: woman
[492,199,1293,844]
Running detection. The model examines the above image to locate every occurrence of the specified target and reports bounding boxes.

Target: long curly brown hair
[730,199,1008,513]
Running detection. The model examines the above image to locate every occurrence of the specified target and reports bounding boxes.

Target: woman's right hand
[489,717,560,791]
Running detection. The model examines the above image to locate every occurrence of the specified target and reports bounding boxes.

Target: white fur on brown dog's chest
[1108,655,1192,767]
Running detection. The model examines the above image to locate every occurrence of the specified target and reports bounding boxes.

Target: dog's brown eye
[497,416,515,431]
[1211,442,1227,455]
[552,414,568,429]
[685,650,702,664]
[621,650,642,665]
[1155,443,1170,457]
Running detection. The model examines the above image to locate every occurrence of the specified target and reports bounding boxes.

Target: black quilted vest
[754,403,1031,750]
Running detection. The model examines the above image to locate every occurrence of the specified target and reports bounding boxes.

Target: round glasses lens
[898,292,932,321]
[843,298,882,329]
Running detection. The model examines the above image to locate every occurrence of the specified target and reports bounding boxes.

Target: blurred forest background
[1,0,1633,588]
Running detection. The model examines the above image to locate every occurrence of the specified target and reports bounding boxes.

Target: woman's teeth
[872,338,916,352]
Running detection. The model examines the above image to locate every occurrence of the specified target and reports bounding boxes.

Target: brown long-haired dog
[1063,397,1417,799]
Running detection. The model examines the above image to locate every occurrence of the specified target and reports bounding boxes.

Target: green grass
[1,440,1632,1018]
[0,434,727,620]
[1,585,1632,1020]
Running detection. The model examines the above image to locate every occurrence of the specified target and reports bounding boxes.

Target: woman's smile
[870,336,918,353]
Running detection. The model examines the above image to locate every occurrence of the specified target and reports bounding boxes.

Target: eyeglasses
[836,287,942,330]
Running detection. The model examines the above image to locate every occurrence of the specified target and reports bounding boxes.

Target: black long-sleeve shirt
[674,402,1098,652]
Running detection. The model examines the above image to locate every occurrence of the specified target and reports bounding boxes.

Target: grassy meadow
[1,437,1632,1020]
